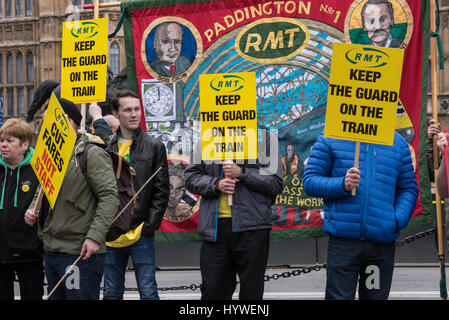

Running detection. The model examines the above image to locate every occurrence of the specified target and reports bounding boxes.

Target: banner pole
[351,141,360,196]
[430,0,447,301]
[93,0,100,19]
[83,2,121,10]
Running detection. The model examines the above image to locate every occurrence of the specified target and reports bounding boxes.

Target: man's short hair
[361,0,395,28]
[111,90,139,112]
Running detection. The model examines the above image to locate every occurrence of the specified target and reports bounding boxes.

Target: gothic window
[5,0,12,18]
[16,52,23,83]
[15,0,22,17]
[7,88,13,116]
[27,87,33,110]
[17,87,24,115]
[26,51,33,82]
[110,42,120,75]
[0,54,3,84]
[25,0,32,16]
[6,53,12,83]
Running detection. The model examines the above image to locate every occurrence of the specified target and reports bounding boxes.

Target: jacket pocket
[393,211,400,233]
[66,199,87,215]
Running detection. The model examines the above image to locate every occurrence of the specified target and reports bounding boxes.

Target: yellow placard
[61,18,108,104]
[31,93,77,208]
[199,72,257,161]
[324,43,404,146]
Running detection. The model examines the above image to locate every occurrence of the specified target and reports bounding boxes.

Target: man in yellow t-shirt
[106,138,142,248]
[103,90,169,300]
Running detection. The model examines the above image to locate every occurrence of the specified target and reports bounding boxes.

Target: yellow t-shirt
[217,193,232,218]
[116,139,132,162]
[106,138,143,248]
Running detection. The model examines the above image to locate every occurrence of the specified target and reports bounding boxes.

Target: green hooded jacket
[0,146,34,209]
[34,134,119,255]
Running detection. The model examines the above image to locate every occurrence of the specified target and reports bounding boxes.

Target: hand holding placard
[223,160,241,206]
[346,142,361,196]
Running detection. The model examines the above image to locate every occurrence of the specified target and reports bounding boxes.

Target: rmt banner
[122,0,432,242]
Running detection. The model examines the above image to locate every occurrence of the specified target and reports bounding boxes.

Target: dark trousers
[0,261,44,300]
[325,236,396,300]
[200,218,270,300]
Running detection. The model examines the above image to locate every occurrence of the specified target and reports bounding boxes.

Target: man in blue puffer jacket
[303,131,418,300]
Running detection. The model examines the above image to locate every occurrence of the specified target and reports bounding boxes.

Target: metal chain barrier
[156,263,327,292]
[159,283,201,292]
[25,229,435,291]
[395,228,435,247]
[153,228,437,292]
[263,263,326,282]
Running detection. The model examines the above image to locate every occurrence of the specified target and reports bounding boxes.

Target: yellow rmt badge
[199,72,258,161]
[21,184,30,193]
[31,93,77,208]
[61,18,108,104]
[324,42,404,146]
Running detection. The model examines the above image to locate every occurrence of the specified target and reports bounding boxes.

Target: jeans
[103,235,159,300]
[325,236,396,300]
[44,252,105,300]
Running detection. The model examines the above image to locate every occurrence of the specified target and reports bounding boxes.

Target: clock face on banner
[141,80,176,121]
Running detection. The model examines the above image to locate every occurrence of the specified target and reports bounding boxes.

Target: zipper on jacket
[360,144,372,239]
[214,197,219,242]
[213,166,224,242]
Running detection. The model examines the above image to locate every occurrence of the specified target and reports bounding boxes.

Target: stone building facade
[0,0,447,123]
[0,0,124,118]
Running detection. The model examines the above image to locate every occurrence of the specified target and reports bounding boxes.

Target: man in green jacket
[25,98,119,300]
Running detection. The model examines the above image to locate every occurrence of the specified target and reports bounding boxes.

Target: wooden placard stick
[33,188,45,214]
[80,104,87,133]
[224,160,233,206]
[111,166,162,225]
[45,255,83,300]
[351,141,360,196]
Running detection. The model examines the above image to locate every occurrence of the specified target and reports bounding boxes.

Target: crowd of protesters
[0,77,448,301]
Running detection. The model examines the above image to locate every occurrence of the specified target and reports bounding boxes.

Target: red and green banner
[122,0,433,242]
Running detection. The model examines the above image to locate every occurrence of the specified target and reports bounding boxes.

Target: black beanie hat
[26,79,60,122]
[58,97,82,126]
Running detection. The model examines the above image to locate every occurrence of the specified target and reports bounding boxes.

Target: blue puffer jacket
[302,132,418,243]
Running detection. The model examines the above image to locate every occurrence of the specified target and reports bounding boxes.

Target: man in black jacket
[103,90,169,300]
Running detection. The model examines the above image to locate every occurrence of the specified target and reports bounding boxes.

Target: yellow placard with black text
[31,93,77,208]
[61,18,108,104]
[324,43,404,146]
[200,72,257,161]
